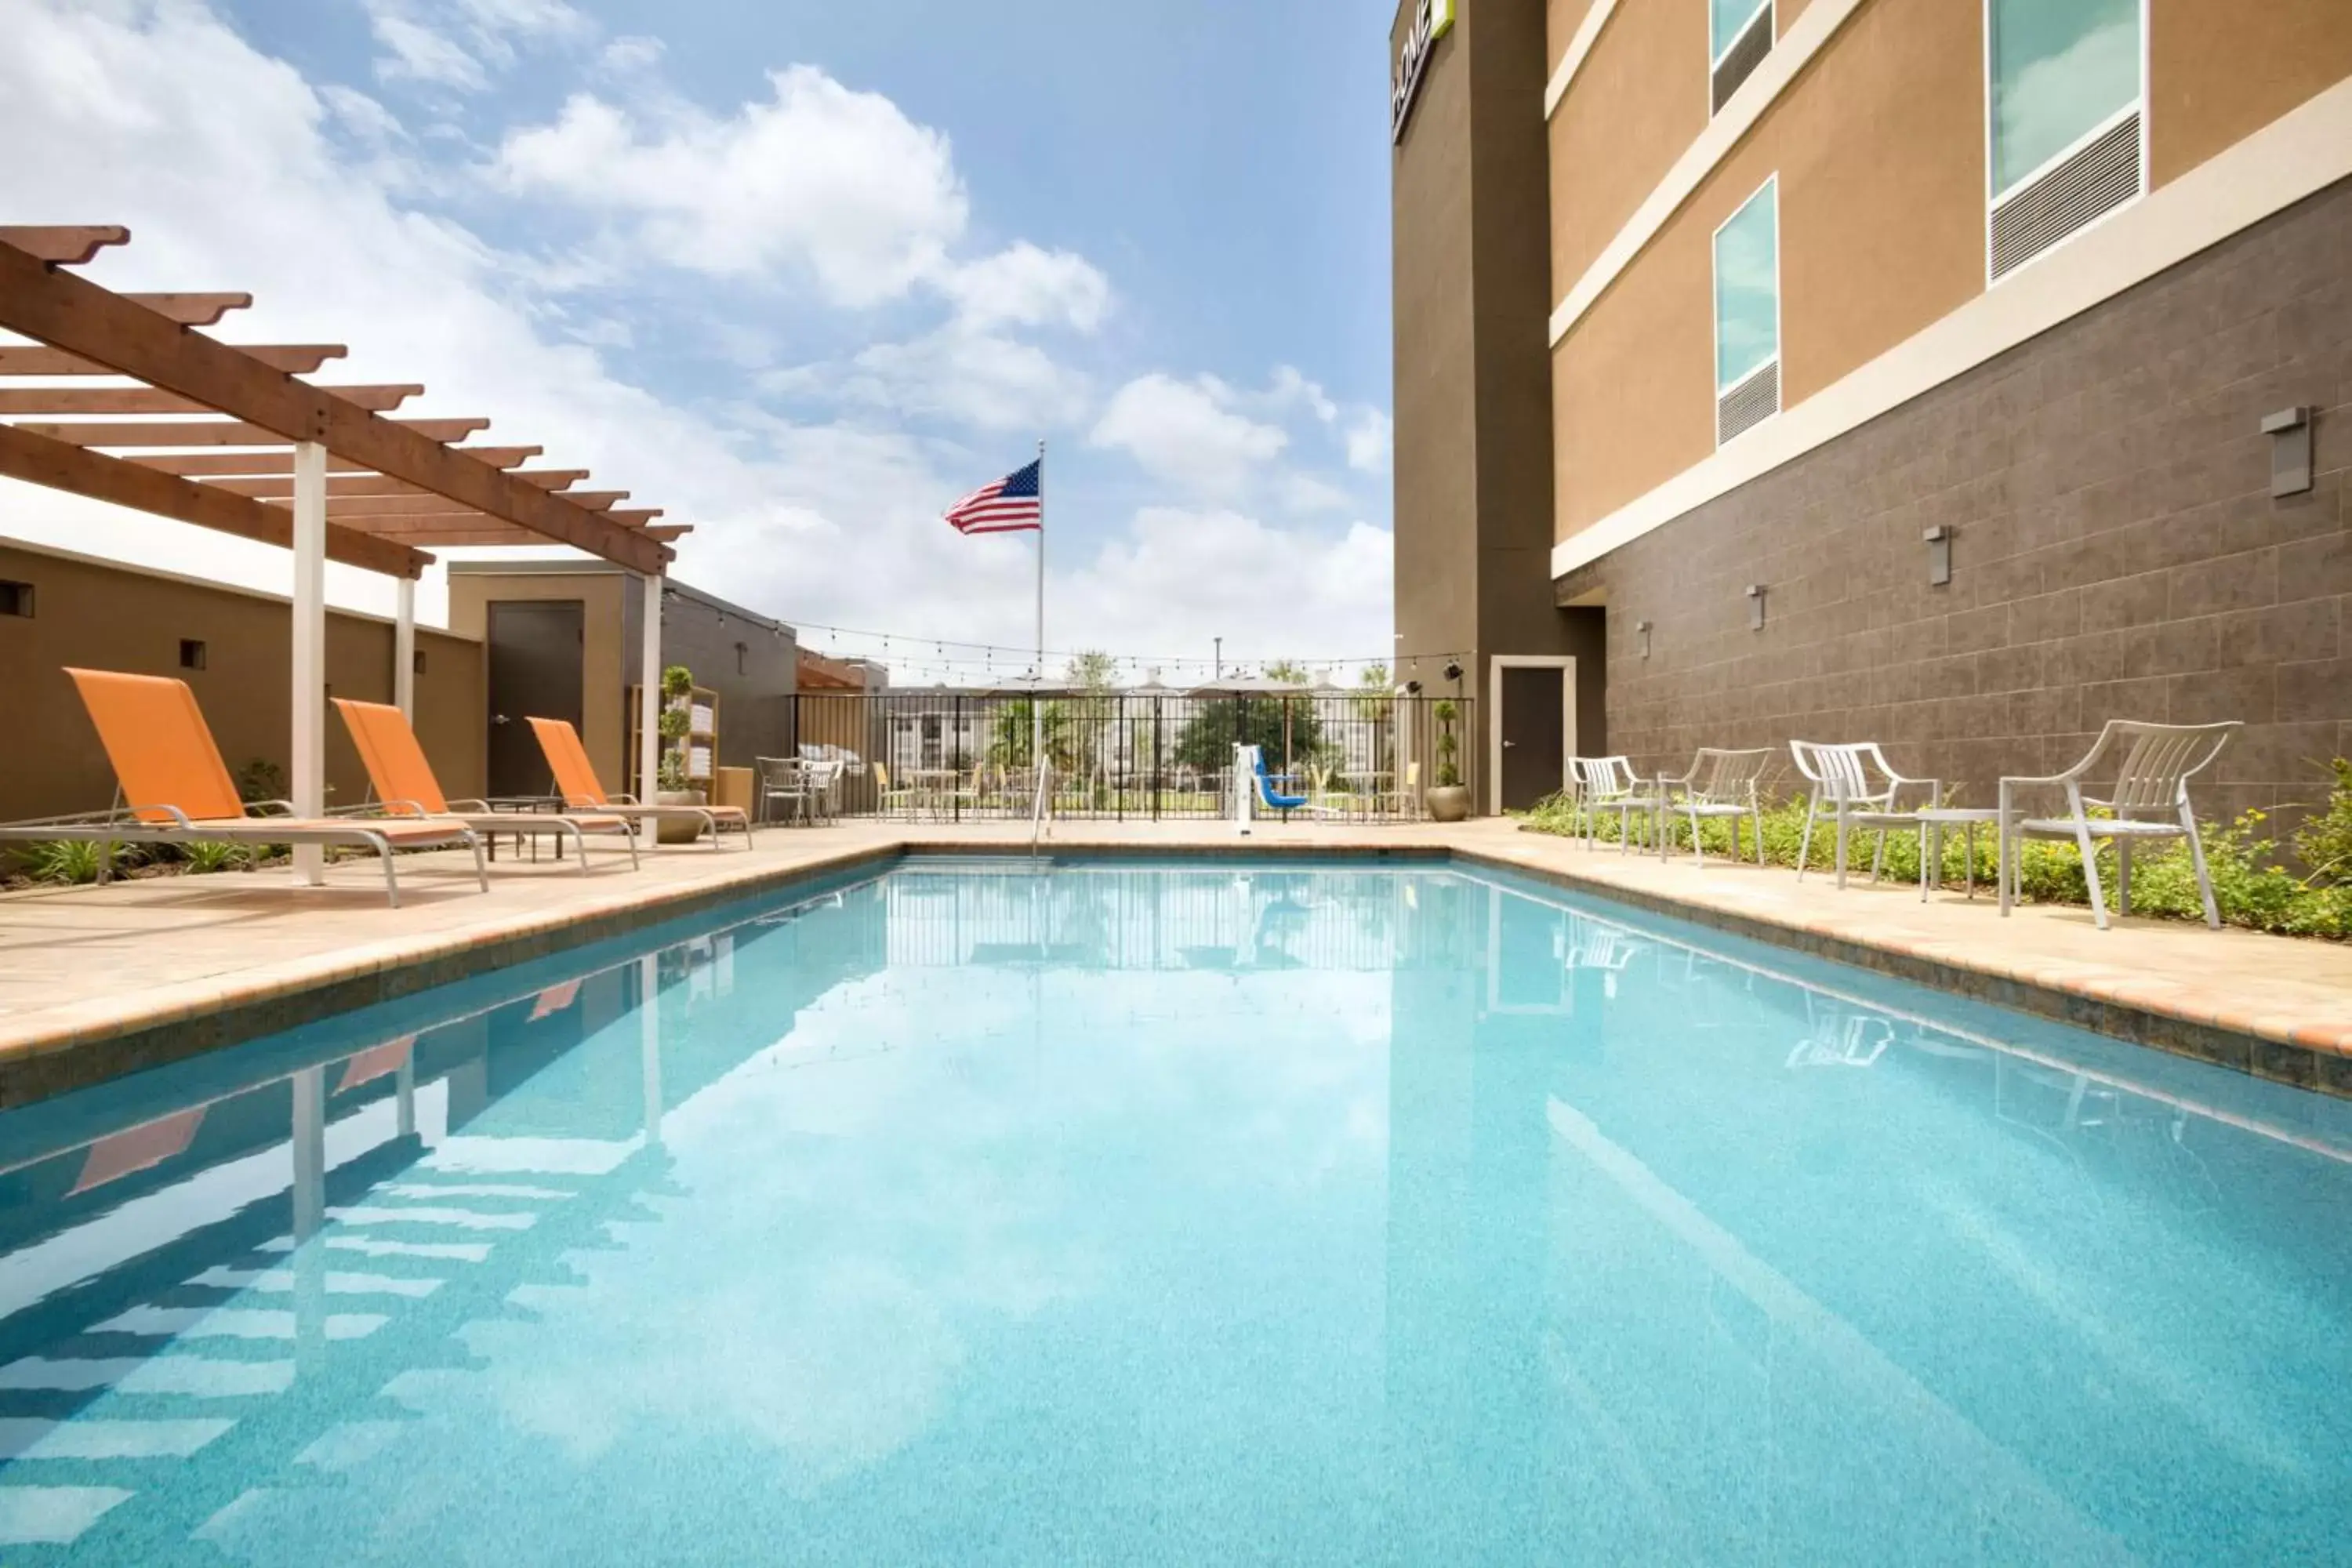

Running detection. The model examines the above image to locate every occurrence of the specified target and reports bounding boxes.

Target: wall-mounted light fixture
[1924,524,1952,586]
[1635,619,1652,660]
[2263,406,2314,497]
[1746,585,1766,631]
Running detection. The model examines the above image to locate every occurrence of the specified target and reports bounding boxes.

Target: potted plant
[1425,699,1470,822]
[654,663,706,844]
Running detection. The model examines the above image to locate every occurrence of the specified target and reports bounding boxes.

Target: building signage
[1391,0,1456,143]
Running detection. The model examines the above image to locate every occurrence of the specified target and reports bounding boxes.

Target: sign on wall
[1391,0,1457,143]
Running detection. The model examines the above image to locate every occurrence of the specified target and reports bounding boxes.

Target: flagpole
[1044,439,1054,780]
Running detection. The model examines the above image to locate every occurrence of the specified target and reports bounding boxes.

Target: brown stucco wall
[1553,0,1986,543]
[2151,0,2352,187]
[0,539,484,823]
[1396,0,1582,800]
[1553,176,2352,835]
[1547,0,1708,302]
[1546,0,1596,72]
[1392,0,1483,710]
[445,567,628,789]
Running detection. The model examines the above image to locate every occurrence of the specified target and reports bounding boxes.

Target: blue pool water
[5,858,2352,1564]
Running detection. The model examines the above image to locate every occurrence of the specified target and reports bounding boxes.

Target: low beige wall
[0,539,485,823]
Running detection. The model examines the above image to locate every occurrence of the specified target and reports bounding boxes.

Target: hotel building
[1392,0,2352,823]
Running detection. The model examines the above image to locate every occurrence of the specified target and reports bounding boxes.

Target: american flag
[944,459,1044,535]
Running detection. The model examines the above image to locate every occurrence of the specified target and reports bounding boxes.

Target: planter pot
[655,789,708,845]
[1425,784,1471,823]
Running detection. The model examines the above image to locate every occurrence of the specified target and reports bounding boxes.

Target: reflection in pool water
[3,861,2350,1564]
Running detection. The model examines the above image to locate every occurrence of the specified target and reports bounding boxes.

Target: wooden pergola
[0,225,684,877]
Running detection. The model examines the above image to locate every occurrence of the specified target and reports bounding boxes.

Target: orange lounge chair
[0,669,486,907]
[526,717,753,849]
[334,699,641,875]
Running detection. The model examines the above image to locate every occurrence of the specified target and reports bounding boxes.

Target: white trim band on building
[1543,0,1619,119]
[1548,0,1867,347]
[1549,74,2352,582]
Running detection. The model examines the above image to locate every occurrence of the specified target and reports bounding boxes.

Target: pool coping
[3,832,2347,1108]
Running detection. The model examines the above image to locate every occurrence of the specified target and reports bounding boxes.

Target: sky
[0,0,1398,685]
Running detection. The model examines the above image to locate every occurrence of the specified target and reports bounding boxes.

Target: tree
[1170,663,1326,775]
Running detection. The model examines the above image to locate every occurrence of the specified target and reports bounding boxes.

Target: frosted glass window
[1711,0,1769,61]
[1713,180,1778,391]
[1989,0,2141,195]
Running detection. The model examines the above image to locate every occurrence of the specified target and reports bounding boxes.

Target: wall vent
[1716,360,1779,446]
[1710,6,1773,114]
[1991,111,2142,281]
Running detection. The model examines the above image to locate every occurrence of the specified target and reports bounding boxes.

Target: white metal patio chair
[1570,756,1664,854]
[1998,720,2241,931]
[756,756,815,826]
[1789,740,1943,889]
[1656,748,1773,867]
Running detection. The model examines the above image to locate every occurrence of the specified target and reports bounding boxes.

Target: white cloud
[0,0,1390,678]
[597,33,664,74]
[1056,509,1393,667]
[1269,365,1338,426]
[492,69,968,307]
[363,0,590,92]
[366,9,487,90]
[1090,374,1288,498]
[1343,409,1392,474]
[939,241,1110,333]
[824,324,1094,433]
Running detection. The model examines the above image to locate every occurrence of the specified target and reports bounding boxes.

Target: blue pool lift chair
[1243,746,1310,818]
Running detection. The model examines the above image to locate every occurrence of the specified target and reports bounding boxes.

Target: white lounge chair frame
[1997,719,2241,931]
[1790,740,1942,889]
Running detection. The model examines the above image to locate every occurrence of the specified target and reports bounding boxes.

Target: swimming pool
[3,858,2350,1564]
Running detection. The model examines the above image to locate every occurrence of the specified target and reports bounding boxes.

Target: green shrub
[1523,788,2351,941]
[180,840,251,875]
[235,758,289,805]
[2293,758,2352,889]
[23,840,122,885]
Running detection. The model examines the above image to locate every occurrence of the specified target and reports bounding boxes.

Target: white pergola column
[394,575,417,721]
[291,441,328,884]
[637,571,662,805]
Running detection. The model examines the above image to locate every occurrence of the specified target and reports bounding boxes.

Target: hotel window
[1987,0,2144,281]
[1712,176,1780,447]
[1709,0,1773,113]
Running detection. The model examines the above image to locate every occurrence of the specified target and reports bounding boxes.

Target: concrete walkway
[2,815,2348,1104]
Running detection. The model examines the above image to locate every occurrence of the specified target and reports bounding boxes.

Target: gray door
[486,600,584,799]
[1499,666,1566,811]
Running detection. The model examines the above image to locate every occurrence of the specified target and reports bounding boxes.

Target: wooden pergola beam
[0,421,429,578]
[122,293,251,326]
[0,384,422,416]
[129,445,542,477]
[14,416,489,447]
[354,521,692,546]
[0,226,129,265]
[0,240,670,573]
[208,474,427,499]
[514,469,590,489]
[0,344,348,376]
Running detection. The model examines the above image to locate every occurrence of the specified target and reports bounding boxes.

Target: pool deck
[3,815,2350,1105]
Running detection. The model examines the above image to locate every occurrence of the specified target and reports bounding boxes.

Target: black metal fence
[784,691,1475,822]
